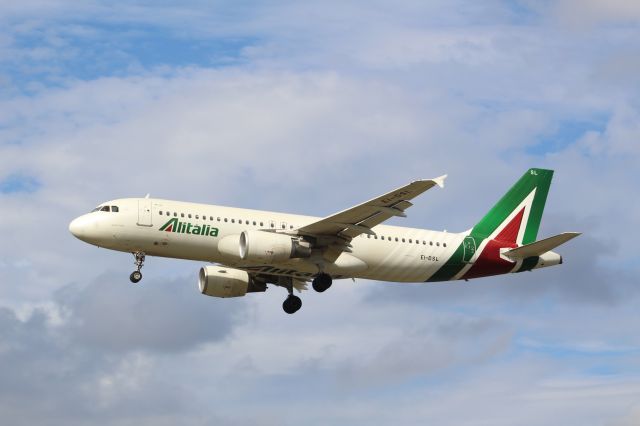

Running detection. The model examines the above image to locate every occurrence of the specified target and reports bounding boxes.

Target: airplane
[69,168,580,314]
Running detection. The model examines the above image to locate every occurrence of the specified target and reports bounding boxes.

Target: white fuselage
[69,197,467,283]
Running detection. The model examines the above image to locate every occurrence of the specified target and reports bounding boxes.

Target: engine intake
[199,266,267,298]
[199,266,246,298]
[239,230,311,263]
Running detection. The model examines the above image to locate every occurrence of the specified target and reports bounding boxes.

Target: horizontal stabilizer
[504,232,581,259]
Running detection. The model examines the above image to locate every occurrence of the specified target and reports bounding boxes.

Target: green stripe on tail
[471,168,552,243]
[427,168,554,282]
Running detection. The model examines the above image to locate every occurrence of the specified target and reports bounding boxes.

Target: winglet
[433,174,447,188]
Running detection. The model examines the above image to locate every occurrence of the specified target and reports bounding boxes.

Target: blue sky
[1,1,640,425]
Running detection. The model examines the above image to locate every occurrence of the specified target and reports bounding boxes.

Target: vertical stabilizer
[427,168,557,282]
[471,168,553,245]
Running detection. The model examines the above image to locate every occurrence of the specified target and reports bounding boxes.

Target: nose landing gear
[129,251,145,283]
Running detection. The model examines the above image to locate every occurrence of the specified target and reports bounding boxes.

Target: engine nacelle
[217,234,242,259]
[239,230,311,263]
[199,266,251,298]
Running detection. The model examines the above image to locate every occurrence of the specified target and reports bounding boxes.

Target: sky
[1,0,639,424]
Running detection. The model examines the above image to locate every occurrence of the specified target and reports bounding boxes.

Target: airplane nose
[69,217,84,238]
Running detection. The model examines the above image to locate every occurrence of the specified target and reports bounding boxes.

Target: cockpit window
[91,205,119,213]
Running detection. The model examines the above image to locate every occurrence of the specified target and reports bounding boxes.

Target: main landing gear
[312,272,332,293]
[281,278,302,314]
[129,251,145,283]
[283,294,302,314]
[280,273,333,314]
[276,275,304,315]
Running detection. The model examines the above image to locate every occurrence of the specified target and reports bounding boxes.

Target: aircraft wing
[296,175,447,239]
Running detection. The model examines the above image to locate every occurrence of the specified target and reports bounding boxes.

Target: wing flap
[292,279,308,293]
[504,232,581,259]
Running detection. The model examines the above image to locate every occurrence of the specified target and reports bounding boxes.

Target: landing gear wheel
[130,251,146,284]
[312,273,332,293]
[282,295,302,314]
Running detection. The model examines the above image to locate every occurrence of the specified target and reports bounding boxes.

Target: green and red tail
[470,168,553,245]
[428,168,554,282]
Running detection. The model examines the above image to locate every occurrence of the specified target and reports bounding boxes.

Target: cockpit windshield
[90,205,119,213]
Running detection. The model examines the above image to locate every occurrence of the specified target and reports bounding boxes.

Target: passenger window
[181,213,185,218]
[173,212,177,217]
[100,206,110,212]
[260,222,264,226]
[436,242,440,247]
[159,210,163,215]
[166,212,170,216]
[188,214,192,219]
[195,215,199,219]
[443,243,447,247]
[422,241,426,245]
[224,218,228,222]
[112,206,119,213]
[408,239,412,243]
[402,238,406,243]
[217,217,221,221]
[246,220,250,225]
[210,216,214,221]
[231,219,235,223]
[416,240,420,244]
[395,237,399,242]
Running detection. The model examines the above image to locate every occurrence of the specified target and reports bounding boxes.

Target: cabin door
[137,199,153,227]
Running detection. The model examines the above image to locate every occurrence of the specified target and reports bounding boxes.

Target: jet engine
[216,231,312,263]
[199,266,265,298]
[239,230,311,263]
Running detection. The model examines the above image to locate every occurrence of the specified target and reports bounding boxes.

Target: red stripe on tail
[462,208,525,279]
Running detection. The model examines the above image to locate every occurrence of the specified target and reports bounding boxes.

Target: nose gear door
[137,199,153,227]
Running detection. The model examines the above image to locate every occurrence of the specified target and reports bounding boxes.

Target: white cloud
[0,1,639,425]
[551,0,640,27]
